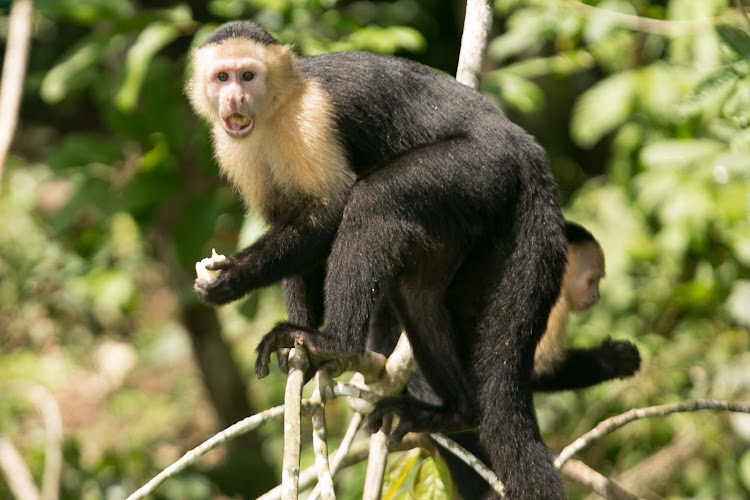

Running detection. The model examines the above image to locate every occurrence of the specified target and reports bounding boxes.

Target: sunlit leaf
[484,73,544,114]
[727,281,750,328]
[413,457,452,500]
[680,67,739,117]
[488,8,551,63]
[717,25,750,61]
[640,139,724,170]
[571,71,636,148]
[41,37,105,104]
[382,449,422,499]
[115,23,181,112]
[722,75,750,126]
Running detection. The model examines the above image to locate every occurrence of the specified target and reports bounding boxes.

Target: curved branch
[555,399,750,469]
[0,0,33,184]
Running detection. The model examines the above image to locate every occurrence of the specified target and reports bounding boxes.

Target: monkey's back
[296,52,533,176]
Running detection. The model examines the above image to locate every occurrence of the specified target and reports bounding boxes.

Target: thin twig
[560,459,642,500]
[310,369,335,500]
[431,433,505,497]
[566,0,724,36]
[126,405,286,500]
[0,0,33,184]
[362,415,392,500]
[555,399,750,468]
[733,0,750,32]
[0,436,40,500]
[281,344,309,500]
[308,412,364,500]
[19,384,63,500]
[456,0,495,88]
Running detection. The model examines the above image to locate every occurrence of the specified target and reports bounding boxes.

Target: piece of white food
[195,248,227,282]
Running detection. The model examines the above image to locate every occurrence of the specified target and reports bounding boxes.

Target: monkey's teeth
[229,114,250,127]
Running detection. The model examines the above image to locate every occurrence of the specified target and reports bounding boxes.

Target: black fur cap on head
[202,20,279,47]
[564,221,598,246]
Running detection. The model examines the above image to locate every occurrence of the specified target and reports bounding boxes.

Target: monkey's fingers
[206,258,236,271]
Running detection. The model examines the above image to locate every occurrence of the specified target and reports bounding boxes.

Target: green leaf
[570,71,636,148]
[727,281,750,328]
[41,36,105,104]
[487,8,550,63]
[115,23,181,112]
[722,75,750,126]
[484,73,544,114]
[639,139,724,170]
[382,449,422,499]
[413,457,452,500]
[680,67,739,117]
[716,25,750,60]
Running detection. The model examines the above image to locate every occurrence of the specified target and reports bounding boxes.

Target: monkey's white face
[563,241,605,312]
[188,40,282,138]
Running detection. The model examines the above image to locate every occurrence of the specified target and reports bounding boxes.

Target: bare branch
[456,0,495,89]
[310,369,335,500]
[732,0,750,32]
[0,436,40,500]
[431,433,505,497]
[308,412,364,500]
[560,459,642,500]
[566,0,725,36]
[0,0,33,184]
[127,405,286,500]
[19,384,63,500]
[555,399,750,469]
[281,344,309,500]
[363,415,392,500]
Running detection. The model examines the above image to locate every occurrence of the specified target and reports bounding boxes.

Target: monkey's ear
[185,48,215,121]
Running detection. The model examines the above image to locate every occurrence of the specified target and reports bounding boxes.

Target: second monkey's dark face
[563,241,605,312]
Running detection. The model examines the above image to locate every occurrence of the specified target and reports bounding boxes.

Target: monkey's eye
[242,71,255,81]
[217,72,229,82]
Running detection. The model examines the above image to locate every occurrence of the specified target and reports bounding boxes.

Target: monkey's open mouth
[223,113,254,137]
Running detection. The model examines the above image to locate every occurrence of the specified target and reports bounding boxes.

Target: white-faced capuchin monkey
[188,21,569,499]
[421,221,641,500]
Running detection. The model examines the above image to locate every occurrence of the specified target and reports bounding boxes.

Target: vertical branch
[362,414,392,500]
[22,385,63,500]
[281,343,309,500]
[456,0,495,89]
[0,437,40,500]
[310,369,335,500]
[0,0,33,184]
[308,412,364,500]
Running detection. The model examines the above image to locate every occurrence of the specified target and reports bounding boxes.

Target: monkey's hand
[365,396,470,447]
[194,255,250,305]
[598,338,641,378]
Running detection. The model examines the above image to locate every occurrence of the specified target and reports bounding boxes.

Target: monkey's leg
[255,137,488,379]
[532,338,641,392]
[277,265,326,373]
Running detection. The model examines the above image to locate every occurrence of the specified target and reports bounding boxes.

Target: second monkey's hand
[193,255,249,305]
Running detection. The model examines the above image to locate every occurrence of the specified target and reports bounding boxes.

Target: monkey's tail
[473,157,567,499]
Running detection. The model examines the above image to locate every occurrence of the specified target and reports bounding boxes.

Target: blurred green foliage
[1,0,749,499]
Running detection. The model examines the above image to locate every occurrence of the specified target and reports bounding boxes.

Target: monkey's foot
[255,323,353,379]
[599,338,641,378]
[365,396,469,447]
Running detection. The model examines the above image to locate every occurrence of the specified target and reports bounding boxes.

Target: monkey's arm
[195,215,338,305]
[532,338,640,392]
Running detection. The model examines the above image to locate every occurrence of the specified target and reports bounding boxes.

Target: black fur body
[192,22,568,499]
